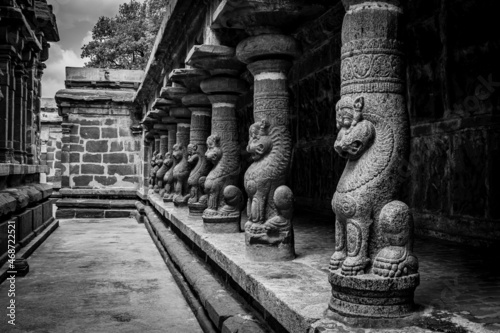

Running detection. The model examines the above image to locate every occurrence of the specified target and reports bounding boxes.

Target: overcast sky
[42,0,144,98]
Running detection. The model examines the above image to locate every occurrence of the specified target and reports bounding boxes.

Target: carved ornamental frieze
[328,0,420,319]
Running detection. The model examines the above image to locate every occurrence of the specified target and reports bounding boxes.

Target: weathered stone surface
[33,205,44,231]
[86,140,108,153]
[15,209,34,244]
[83,154,102,163]
[81,164,105,175]
[80,127,100,139]
[70,153,80,163]
[108,164,135,175]
[103,153,128,164]
[0,193,18,216]
[110,141,123,152]
[75,209,105,218]
[101,127,118,138]
[94,176,118,186]
[73,175,93,187]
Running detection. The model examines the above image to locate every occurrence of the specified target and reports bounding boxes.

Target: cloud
[42,43,86,98]
[41,0,146,98]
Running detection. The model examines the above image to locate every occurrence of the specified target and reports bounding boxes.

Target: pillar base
[328,270,420,319]
[188,202,207,216]
[202,212,241,233]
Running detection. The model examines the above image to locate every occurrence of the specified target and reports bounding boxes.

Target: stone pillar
[153,127,169,193]
[150,132,161,191]
[25,61,35,164]
[170,108,191,206]
[162,123,177,201]
[327,0,419,321]
[60,123,73,189]
[170,68,212,215]
[237,35,300,261]
[187,44,247,232]
[185,95,212,215]
[13,63,26,164]
[0,50,12,163]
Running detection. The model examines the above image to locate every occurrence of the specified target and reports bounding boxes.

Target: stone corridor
[0,218,202,333]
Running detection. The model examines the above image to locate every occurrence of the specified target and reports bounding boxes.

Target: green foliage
[81,0,168,70]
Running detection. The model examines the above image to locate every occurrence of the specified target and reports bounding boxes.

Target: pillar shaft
[328,0,419,319]
[13,64,25,163]
[0,53,11,162]
[236,34,299,261]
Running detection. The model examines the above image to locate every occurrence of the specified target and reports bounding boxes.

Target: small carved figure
[244,118,293,256]
[156,152,170,194]
[202,134,242,222]
[187,143,211,205]
[163,152,176,202]
[172,143,191,206]
[148,151,158,191]
[330,96,418,277]
[153,153,164,192]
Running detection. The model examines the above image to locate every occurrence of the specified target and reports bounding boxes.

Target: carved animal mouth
[342,140,363,159]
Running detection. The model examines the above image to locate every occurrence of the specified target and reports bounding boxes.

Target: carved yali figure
[148,152,159,191]
[162,152,176,202]
[158,152,173,197]
[187,143,212,212]
[202,134,242,225]
[244,119,294,256]
[153,153,165,193]
[330,96,418,277]
[173,142,191,206]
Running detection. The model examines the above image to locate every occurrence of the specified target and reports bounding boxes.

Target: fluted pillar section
[13,63,26,164]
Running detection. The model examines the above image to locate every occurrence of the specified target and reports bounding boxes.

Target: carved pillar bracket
[327,0,419,322]
[187,44,247,233]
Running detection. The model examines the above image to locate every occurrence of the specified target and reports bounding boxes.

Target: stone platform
[147,193,499,333]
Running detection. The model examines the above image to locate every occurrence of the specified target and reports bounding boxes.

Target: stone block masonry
[55,68,144,193]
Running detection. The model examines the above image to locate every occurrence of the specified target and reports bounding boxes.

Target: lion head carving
[334,96,375,160]
[163,152,173,167]
[247,119,273,161]
[172,143,185,162]
[187,143,199,164]
[205,135,222,165]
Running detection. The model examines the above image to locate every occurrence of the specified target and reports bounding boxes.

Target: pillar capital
[186,44,245,77]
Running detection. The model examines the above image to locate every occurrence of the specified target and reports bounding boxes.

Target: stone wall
[56,68,144,194]
[40,98,62,189]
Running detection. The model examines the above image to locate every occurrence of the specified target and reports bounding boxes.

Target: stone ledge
[58,188,138,199]
[144,206,271,333]
[0,163,48,176]
[56,198,137,209]
[148,194,331,333]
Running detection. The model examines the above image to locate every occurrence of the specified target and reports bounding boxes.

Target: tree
[81,0,167,70]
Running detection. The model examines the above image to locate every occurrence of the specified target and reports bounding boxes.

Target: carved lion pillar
[153,127,169,193]
[327,0,419,321]
[237,35,300,261]
[169,68,212,215]
[170,107,191,206]
[187,45,247,233]
[162,122,177,201]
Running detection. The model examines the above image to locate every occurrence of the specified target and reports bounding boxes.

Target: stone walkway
[0,218,202,333]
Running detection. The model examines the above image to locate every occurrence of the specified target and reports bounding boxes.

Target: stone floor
[292,215,500,332]
[0,218,202,333]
